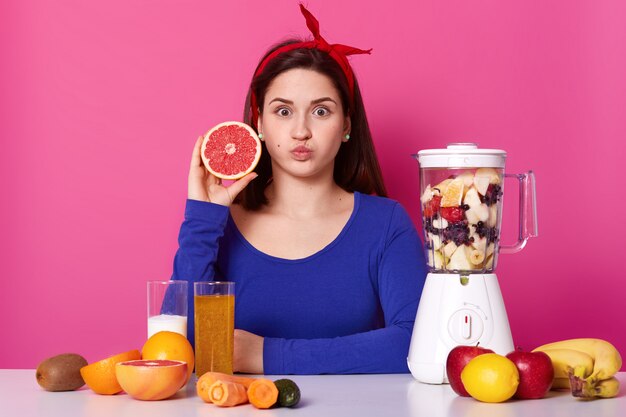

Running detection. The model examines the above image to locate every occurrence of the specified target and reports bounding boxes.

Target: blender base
[407,272,514,384]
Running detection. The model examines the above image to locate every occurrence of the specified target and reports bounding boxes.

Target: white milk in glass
[147,314,187,338]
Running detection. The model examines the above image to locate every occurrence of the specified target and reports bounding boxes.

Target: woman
[172,5,427,375]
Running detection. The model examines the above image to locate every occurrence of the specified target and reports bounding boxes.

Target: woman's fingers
[190,135,204,169]
[226,173,259,200]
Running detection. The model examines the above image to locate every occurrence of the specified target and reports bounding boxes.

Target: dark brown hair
[238,39,387,210]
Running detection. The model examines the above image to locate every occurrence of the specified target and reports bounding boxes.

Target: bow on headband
[250,3,372,126]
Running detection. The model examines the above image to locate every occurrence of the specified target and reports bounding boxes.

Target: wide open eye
[313,107,330,117]
[276,107,292,117]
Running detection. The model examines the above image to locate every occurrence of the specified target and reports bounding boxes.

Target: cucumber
[274,379,301,407]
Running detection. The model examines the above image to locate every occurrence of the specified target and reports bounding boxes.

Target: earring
[258,133,264,140]
[345,134,350,140]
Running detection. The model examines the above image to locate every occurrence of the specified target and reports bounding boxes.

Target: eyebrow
[268,97,337,105]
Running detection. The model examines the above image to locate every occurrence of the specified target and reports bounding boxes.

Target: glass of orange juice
[194,281,235,377]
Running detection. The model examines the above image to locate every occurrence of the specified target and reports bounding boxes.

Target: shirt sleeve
[262,203,427,374]
[170,199,229,342]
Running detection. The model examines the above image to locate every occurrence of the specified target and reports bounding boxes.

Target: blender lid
[416,143,507,168]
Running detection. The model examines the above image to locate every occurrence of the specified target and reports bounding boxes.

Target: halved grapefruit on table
[201,121,262,180]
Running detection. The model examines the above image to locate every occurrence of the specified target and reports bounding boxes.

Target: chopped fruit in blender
[485,255,494,269]
[432,217,449,229]
[465,207,480,224]
[463,187,482,209]
[441,178,464,207]
[433,178,453,194]
[442,222,471,246]
[443,241,458,259]
[475,222,499,244]
[467,247,486,266]
[487,205,498,227]
[471,234,487,252]
[458,171,475,188]
[474,167,501,185]
[441,206,465,223]
[421,184,441,203]
[447,243,473,270]
[424,218,440,236]
[481,184,503,206]
[423,195,442,218]
[474,176,490,195]
[428,250,445,269]
[428,233,443,250]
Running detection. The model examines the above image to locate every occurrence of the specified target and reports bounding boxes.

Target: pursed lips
[290,145,313,160]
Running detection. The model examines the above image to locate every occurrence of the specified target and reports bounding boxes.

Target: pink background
[2,0,624,369]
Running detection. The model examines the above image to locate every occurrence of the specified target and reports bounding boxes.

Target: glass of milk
[147,280,188,338]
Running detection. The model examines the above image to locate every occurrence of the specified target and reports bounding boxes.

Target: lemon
[461,353,520,403]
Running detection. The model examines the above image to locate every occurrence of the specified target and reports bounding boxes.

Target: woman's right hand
[188,135,258,206]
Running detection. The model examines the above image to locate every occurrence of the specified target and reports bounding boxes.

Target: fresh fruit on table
[208,380,249,407]
[247,378,279,409]
[80,349,141,395]
[505,349,554,399]
[36,353,88,392]
[115,359,187,401]
[446,344,494,397]
[586,377,621,398]
[461,353,520,403]
[533,338,622,399]
[539,349,594,380]
[551,377,571,390]
[274,379,301,407]
[201,121,262,180]
[142,331,195,384]
[197,372,257,403]
[440,178,464,207]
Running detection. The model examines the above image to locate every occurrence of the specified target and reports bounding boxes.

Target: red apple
[506,349,554,399]
[446,345,494,396]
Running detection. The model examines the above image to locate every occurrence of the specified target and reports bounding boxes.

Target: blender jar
[415,143,537,273]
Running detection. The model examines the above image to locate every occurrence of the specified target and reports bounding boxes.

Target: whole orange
[142,331,194,384]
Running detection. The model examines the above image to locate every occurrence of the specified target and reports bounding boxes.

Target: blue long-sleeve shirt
[171,192,427,374]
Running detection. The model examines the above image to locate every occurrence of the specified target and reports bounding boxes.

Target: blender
[407,143,538,384]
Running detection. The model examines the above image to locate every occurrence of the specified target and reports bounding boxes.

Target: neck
[265,173,349,219]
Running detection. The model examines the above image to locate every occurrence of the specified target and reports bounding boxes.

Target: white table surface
[1,370,625,417]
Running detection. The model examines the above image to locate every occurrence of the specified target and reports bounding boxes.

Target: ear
[342,116,352,142]
[257,112,263,139]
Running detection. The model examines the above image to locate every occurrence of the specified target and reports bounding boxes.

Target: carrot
[247,378,279,409]
[208,380,249,407]
[197,372,257,403]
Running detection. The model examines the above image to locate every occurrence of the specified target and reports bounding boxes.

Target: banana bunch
[533,338,622,399]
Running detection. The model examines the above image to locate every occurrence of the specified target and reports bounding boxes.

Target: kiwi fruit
[36,353,88,391]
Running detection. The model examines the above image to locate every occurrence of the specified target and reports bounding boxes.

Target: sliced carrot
[247,378,279,409]
[197,372,257,403]
[208,380,248,407]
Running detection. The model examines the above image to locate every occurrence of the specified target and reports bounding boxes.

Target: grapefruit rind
[116,359,187,401]
[201,121,262,180]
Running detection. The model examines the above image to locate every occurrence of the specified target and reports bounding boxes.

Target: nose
[291,114,312,141]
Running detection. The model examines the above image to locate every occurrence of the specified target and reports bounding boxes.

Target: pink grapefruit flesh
[201,121,261,180]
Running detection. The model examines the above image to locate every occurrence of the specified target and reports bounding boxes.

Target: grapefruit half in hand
[201,121,262,180]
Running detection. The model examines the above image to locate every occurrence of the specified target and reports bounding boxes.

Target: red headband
[250,4,372,126]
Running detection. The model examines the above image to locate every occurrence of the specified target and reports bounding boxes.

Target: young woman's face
[258,68,350,180]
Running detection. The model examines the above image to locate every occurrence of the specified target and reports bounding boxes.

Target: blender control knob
[448,309,484,344]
